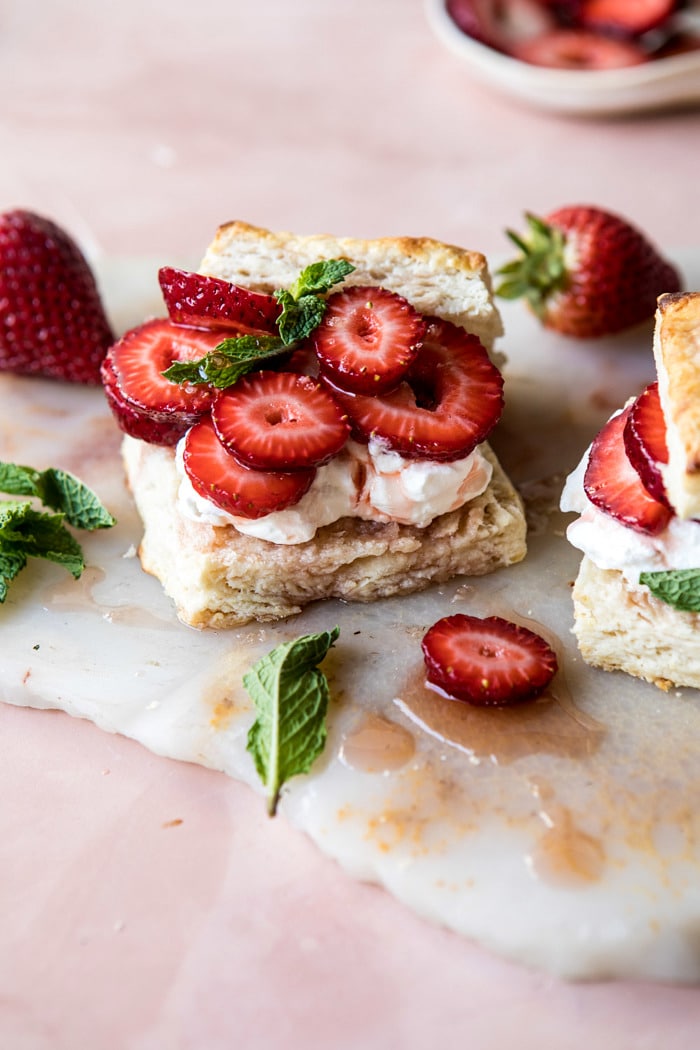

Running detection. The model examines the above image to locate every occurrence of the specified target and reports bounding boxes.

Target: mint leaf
[0,462,115,530]
[163,259,355,389]
[244,626,340,816]
[639,568,700,612]
[163,334,285,390]
[0,501,85,602]
[275,290,327,345]
[287,259,355,300]
[0,548,27,602]
[0,464,115,603]
[275,259,355,344]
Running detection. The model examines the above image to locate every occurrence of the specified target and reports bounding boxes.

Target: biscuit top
[198,220,504,352]
[653,291,700,520]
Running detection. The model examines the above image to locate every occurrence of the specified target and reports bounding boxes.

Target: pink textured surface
[2,1,700,1047]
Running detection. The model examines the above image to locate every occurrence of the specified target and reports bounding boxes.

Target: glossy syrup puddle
[40,565,173,629]
[387,598,609,886]
[339,712,416,774]
[526,777,606,887]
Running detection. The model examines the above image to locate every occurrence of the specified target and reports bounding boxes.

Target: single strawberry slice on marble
[584,405,672,534]
[108,318,219,425]
[312,285,426,396]
[183,416,315,519]
[422,614,558,707]
[212,370,350,471]
[159,266,280,335]
[324,318,503,462]
[623,382,671,508]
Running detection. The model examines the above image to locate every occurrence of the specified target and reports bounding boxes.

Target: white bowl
[425,0,700,116]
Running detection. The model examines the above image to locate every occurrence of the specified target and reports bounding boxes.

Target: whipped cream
[176,437,493,545]
[561,449,700,582]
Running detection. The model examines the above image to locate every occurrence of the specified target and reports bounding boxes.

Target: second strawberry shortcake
[102,222,527,627]
[561,291,700,690]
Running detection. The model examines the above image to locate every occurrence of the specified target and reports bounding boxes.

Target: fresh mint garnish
[639,568,700,612]
[274,290,327,345]
[275,258,355,344]
[0,462,116,530]
[287,259,355,300]
[163,259,355,391]
[162,334,285,387]
[0,463,115,603]
[244,626,340,816]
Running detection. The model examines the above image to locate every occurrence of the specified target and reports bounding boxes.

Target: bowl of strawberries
[425,0,700,114]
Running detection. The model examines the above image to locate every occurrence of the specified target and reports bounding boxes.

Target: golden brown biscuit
[124,222,526,627]
[653,291,700,519]
[124,437,526,629]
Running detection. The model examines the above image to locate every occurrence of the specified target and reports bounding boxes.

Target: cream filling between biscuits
[561,451,700,583]
[176,437,493,544]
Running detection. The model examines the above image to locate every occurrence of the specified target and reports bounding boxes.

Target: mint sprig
[639,568,700,612]
[163,334,285,387]
[0,462,116,530]
[244,626,340,816]
[275,258,355,344]
[0,462,115,603]
[163,259,355,391]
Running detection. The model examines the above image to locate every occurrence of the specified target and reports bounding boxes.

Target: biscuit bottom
[572,555,700,691]
[123,436,527,628]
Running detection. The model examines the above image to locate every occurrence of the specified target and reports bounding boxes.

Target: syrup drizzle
[40,565,172,629]
[339,712,416,774]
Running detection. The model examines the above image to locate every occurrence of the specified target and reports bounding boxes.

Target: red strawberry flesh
[512,28,648,67]
[581,0,679,38]
[422,614,558,707]
[101,352,190,446]
[0,209,115,384]
[313,285,426,396]
[109,318,218,421]
[212,370,350,471]
[323,318,503,461]
[159,266,280,335]
[183,416,315,519]
[584,405,672,534]
[623,382,671,508]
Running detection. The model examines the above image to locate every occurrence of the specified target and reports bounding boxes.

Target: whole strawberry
[497,205,681,338]
[0,209,115,383]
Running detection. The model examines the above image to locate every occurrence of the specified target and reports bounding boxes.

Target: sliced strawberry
[422,614,558,707]
[101,353,188,445]
[446,0,556,51]
[623,382,671,508]
[212,371,350,471]
[182,416,314,519]
[511,27,647,67]
[323,318,503,462]
[158,266,280,335]
[109,319,218,424]
[584,405,672,534]
[312,285,425,395]
[580,0,679,38]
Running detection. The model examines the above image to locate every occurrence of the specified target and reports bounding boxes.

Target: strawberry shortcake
[102,222,527,627]
[561,291,700,690]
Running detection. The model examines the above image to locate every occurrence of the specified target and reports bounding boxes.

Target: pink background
[2,1,700,1047]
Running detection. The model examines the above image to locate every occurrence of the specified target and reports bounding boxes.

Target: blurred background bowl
[425,0,700,116]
